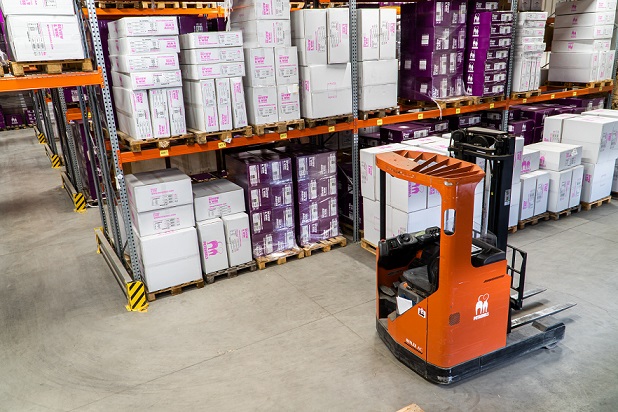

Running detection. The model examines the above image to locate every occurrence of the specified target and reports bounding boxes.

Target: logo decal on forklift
[473,294,489,320]
[418,307,426,318]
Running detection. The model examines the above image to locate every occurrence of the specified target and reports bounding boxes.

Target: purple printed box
[451,0,468,25]
[553,98,597,111]
[5,113,24,127]
[252,227,297,257]
[298,216,340,245]
[534,127,543,143]
[481,119,501,129]
[414,118,450,132]
[537,104,574,115]
[380,123,432,143]
[465,81,505,97]
[402,51,450,77]
[0,116,6,130]
[466,70,507,85]
[226,150,293,189]
[515,106,557,127]
[470,1,500,12]
[414,1,454,27]
[250,205,295,235]
[469,36,511,50]
[467,47,509,61]
[449,113,482,129]
[178,16,209,34]
[466,58,508,74]
[298,196,338,225]
[360,132,382,147]
[274,145,337,181]
[469,22,512,38]
[297,175,337,203]
[399,75,456,101]
[24,109,36,125]
[469,11,513,27]
[508,119,535,135]
[571,107,586,114]
[247,182,294,212]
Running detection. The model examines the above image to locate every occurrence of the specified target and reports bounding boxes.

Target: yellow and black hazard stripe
[73,193,87,213]
[126,281,148,312]
[37,132,46,144]
[50,154,62,168]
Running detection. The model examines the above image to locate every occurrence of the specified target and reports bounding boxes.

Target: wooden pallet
[581,195,612,211]
[517,212,550,230]
[252,119,305,136]
[188,126,252,144]
[548,204,582,221]
[358,106,400,121]
[5,125,28,130]
[255,246,304,270]
[478,94,507,104]
[118,130,196,152]
[611,191,618,199]
[547,79,614,89]
[9,59,93,77]
[304,113,354,129]
[204,260,257,284]
[360,238,377,256]
[510,89,542,99]
[399,96,480,110]
[146,278,205,302]
[302,235,347,257]
[508,226,517,234]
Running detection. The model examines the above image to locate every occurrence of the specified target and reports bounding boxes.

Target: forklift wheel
[543,342,559,349]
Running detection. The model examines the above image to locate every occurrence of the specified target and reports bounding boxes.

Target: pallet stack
[511,12,546,95]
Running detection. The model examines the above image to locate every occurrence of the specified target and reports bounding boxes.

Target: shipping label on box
[244,48,276,87]
[196,218,229,274]
[110,54,179,73]
[148,89,171,138]
[274,47,299,84]
[167,87,187,136]
[109,36,179,55]
[327,8,350,64]
[230,77,249,128]
[222,213,253,266]
[216,78,233,131]
[244,86,279,125]
[109,17,179,38]
[277,84,301,122]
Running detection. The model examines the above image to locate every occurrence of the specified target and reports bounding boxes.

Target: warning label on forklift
[474,294,490,320]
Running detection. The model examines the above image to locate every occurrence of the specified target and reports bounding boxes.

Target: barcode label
[264,234,273,255]
[249,165,259,186]
[253,213,263,233]
[284,185,292,205]
[310,204,318,221]
[272,162,281,181]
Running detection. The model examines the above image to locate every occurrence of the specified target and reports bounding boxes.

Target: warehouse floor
[1,128,618,412]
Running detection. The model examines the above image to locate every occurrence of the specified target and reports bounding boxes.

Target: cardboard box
[546,169,573,212]
[521,147,541,174]
[110,54,179,73]
[542,114,579,143]
[274,47,299,85]
[244,48,276,87]
[6,15,86,61]
[215,78,233,131]
[250,206,295,234]
[148,89,171,138]
[561,116,618,163]
[227,151,293,189]
[133,227,202,292]
[130,203,195,236]
[555,0,617,15]
[247,182,294,211]
[179,31,243,49]
[252,228,297,257]
[527,142,583,171]
[298,216,340,245]
[379,8,397,60]
[581,160,615,202]
[109,17,179,38]
[196,218,229,274]
[180,62,246,80]
[513,136,525,182]
[167,87,187,136]
[298,196,337,225]
[116,110,153,140]
[359,83,398,112]
[179,47,244,65]
[112,86,150,120]
[233,20,291,48]
[552,39,611,53]
[182,80,219,132]
[387,174,427,213]
[292,9,328,65]
[359,143,407,200]
[222,213,253,266]
[555,12,615,28]
[509,182,522,227]
[277,83,301,121]
[109,36,180,55]
[111,70,182,90]
[244,86,279,125]
[230,0,291,22]
[230,77,249,128]
[327,8,350,64]
[569,165,585,207]
[357,9,380,61]
[553,25,614,41]
[299,63,352,118]
[193,179,246,221]
[359,59,398,88]
[362,197,380,245]
[297,175,337,202]
[126,168,193,212]
[388,206,442,238]
[0,0,76,15]
[519,174,537,220]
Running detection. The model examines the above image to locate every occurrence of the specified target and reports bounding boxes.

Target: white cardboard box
[379,8,397,60]
[130,203,195,236]
[359,59,398,87]
[233,20,291,48]
[116,110,153,140]
[519,174,537,220]
[542,114,579,143]
[0,0,76,15]
[109,17,179,38]
[553,25,614,40]
[111,70,182,90]
[554,12,615,28]
[521,148,541,174]
[562,116,618,163]
[582,109,618,118]
[509,182,522,227]
[277,83,301,121]
[555,0,617,15]
[244,86,279,125]
[244,48,276,87]
[362,197,381,245]
[109,36,180,55]
[196,218,229,274]
[546,169,573,212]
[148,89,171,138]
[182,80,219,132]
[179,47,244,65]
[388,206,441,238]
[292,9,328,65]
[180,62,246,80]
[359,143,407,201]
[230,0,291,22]
[327,8,350,64]
[299,63,352,118]
[613,160,618,192]
[551,39,611,52]
[216,78,233,131]
[274,47,300,85]
[179,31,243,49]
[126,168,193,213]
[357,9,380,61]
[110,54,179,73]
[359,83,398,111]
[569,165,585,208]
[386,174,427,213]
[230,77,249,128]
[112,87,150,120]
[222,213,254,266]
[549,51,600,69]
[6,15,86,61]
[513,136,525,182]
[167,87,187,136]
[527,142,583,171]
[134,226,202,292]
[193,179,246,221]
[581,160,615,202]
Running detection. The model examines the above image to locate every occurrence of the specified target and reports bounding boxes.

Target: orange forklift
[374,128,574,384]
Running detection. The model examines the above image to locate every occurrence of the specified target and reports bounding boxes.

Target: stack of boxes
[511,12,547,93]
[515,146,551,222]
[399,1,468,101]
[226,150,298,257]
[109,17,186,140]
[193,179,253,274]
[465,8,512,97]
[549,0,616,83]
[0,0,85,62]
[178,30,247,133]
[231,0,301,126]
[292,9,352,118]
[125,169,201,292]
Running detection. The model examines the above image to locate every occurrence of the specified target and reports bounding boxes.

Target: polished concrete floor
[1,128,617,412]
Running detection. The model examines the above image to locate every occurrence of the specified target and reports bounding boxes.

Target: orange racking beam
[83,7,225,19]
[0,69,104,92]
